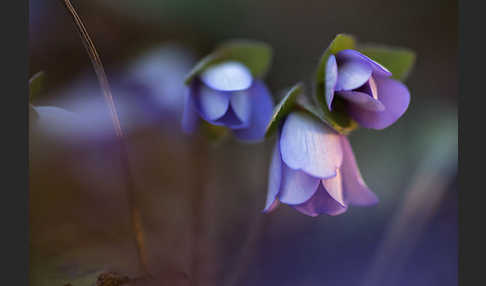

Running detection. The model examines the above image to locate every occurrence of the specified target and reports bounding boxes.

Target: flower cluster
[181,35,414,217]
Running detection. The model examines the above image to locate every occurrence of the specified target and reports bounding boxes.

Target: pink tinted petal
[325,54,338,110]
[233,81,274,142]
[195,84,230,121]
[293,184,348,217]
[336,90,385,111]
[181,87,200,134]
[200,61,253,91]
[336,49,392,78]
[278,163,321,205]
[335,59,372,91]
[265,200,280,213]
[340,136,378,205]
[264,142,283,212]
[322,169,346,207]
[355,77,379,100]
[348,77,410,129]
[280,112,343,179]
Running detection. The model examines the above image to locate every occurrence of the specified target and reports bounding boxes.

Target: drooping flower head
[123,45,196,123]
[182,40,274,142]
[324,49,410,129]
[314,34,415,133]
[264,111,378,216]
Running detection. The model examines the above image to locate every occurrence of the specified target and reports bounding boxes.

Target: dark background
[29,0,457,285]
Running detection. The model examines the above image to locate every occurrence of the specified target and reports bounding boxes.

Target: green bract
[29,71,47,121]
[314,34,358,134]
[265,83,303,138]
[29,71,46,102]
[358,44,416,81]
[184,39,273,85]
[297,99,358,135]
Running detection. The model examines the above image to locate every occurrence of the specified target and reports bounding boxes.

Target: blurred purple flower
[264,111,378,217]
[32,45,195,147]
[182,61,274,142]
[123,45,195,120]
[326,49,410,129]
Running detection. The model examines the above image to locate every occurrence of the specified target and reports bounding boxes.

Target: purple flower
[182,61,274,142]
[264,111,378,216]
[325,49,410,129]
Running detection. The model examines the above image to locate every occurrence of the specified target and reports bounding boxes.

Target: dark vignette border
[0,0,471,284]
[1,0,29,285]
[459,1,483,285]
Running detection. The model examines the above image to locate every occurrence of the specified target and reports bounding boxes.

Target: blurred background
[29,0,457,285]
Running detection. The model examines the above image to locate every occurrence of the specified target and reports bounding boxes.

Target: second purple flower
[182,40,274,142]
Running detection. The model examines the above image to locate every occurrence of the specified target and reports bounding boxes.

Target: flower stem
[225,213,268,286]
[190,139,209,286]
[58,0,150,276]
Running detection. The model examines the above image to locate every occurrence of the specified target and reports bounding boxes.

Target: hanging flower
[324,49,410,129]
[182,40,274,142]
[264,111,378,216]
[263,34,415,216]
[182,61,274,141]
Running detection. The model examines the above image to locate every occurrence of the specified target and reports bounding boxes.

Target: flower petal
[200,61,253,91]
[336,91,385,111]
[335,58,372,91]
[215,107,247,129]
[325,54,338,110]
[233,81,274,142]
[181,86,200,134]
[230,90,251,124]
[336,49,392,78]
[278,163,321,205]
[322,168,346,207]
[194,83,230,121]
[264,142,283,212]
[340,136,378,205]
[265,200,280,213]
[347,77,410,129]
[293,184,348,217]
[280,112,343,178]
[355,77,379,100]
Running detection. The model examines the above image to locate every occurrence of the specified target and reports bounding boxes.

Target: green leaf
[29,71,47,102]
[184,39,272,85]
[265,83,303,138]
[313,34,358,134]
[184,53,222,85]
[315,34,356,87]
[358,44,416,80]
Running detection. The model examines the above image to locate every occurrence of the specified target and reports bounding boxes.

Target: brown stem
[58,0,150,276]
[225,213,269,286]
[190,139,209,286]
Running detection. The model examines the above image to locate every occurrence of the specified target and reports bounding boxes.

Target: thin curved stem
[58,0,150,276]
